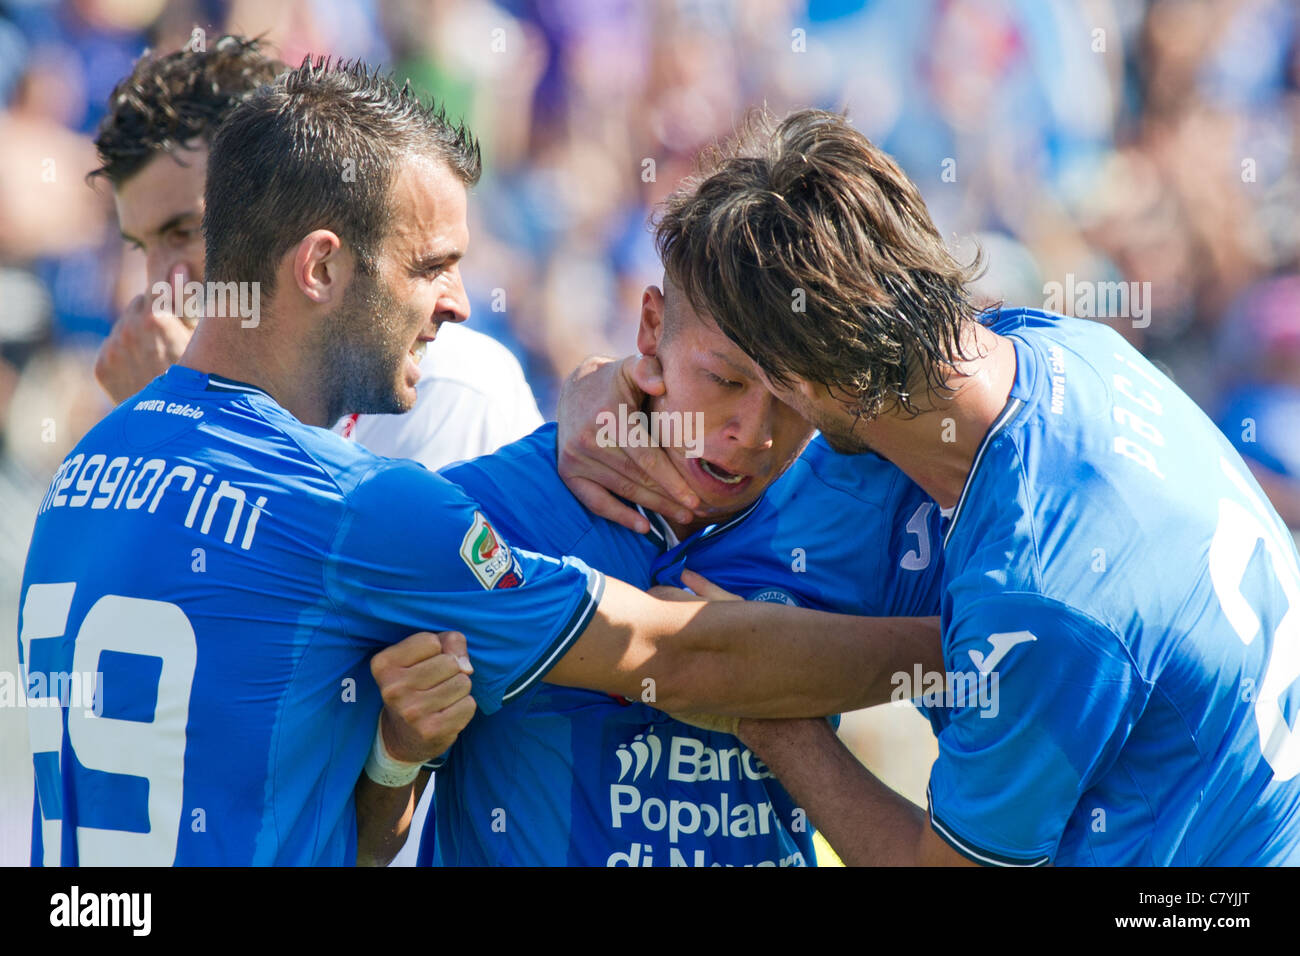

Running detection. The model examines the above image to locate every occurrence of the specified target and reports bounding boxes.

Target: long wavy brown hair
[656,108,984,418]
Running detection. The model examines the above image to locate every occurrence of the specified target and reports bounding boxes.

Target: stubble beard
[319,269,415,425]
[813,402,879,456]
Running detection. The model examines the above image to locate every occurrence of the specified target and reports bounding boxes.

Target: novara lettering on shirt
[37,452,270,551]
[1048,345,1066,415]
[131,398,204,420]
[605,731,807,867]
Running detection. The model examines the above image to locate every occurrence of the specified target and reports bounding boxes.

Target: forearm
[660,602,943,717]
[549,576,943,717]
[739,718,927,865]
[354,770,430,867]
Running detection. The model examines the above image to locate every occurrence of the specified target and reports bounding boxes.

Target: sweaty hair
[655,108,982,417]
[91,35,284,187]
[203,57,481,295]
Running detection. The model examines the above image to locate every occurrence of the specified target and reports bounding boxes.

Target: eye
[707,371,741,389]
[169,228,196,245]
[416,261,449,280]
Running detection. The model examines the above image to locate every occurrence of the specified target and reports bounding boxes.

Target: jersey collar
[635,504,679,550]
[941,335,1032,550]
[638,497,762,554]
[202,372,276,401]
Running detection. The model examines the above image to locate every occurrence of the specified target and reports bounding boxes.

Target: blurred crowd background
[1,0,1298,862]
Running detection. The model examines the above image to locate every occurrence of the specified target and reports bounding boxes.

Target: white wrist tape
[363,717,424,788]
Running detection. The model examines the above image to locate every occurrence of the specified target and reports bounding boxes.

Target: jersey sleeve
[326,458,605,715]
[927,592,1147,865]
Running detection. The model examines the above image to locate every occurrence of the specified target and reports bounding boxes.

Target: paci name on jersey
[37,451,270,551]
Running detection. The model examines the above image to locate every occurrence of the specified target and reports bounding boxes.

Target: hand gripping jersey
[18,368,602,865]
[428,424,943,866]
[929,308,1300,866]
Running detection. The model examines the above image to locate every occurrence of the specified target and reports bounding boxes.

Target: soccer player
[84,37,542,866]
[368,278,941,866]
[18,65,938,866]
[90,35,541,470]
[561,108,1300,865]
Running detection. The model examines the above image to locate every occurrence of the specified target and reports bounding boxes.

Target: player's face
[639,284,814,522]
[760,373,877,456]
[325,157,470,416]
[115,142,208,289]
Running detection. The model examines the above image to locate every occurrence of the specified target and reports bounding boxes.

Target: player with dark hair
[90,36,541,470]
[91,35,284,188]
[79,38,544,865]
[19,67,939,866]
[90,35,283,404]
[560,107,1300,865]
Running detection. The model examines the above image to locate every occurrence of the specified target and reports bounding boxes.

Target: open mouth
[700,459,746,485]
[410,325,440,363]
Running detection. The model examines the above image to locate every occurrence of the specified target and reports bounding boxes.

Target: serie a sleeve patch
[458,510,523,590]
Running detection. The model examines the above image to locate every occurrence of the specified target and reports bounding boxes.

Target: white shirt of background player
[333,322,543,471]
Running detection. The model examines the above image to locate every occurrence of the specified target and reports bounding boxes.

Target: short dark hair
[91,35,284,187]
[655,108,982,417]
[203,57,481,296]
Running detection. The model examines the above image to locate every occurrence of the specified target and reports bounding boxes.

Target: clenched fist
[371,630,477,764]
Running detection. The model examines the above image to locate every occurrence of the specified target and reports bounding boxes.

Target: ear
[289,230,347,306]
[637,285,665,357]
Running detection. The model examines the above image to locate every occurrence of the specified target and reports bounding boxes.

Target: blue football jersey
[428,423,943,866]
[646,438,942,620]
[17,368,602,866]
[928,308,1300,866]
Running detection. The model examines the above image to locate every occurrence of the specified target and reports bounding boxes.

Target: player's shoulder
[768,436,916,517]
[99,367,373,493]
[439,422,597,553]
[439,421,560,498]
[946,588,1133,665]
[950,310,1135,513]
[171,367,462,509]
[342,447,466,510]
[984,306,1123,346]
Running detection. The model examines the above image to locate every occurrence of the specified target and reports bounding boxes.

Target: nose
[147,252,195,294]
[436,269,471,325]
[724,388,775,451]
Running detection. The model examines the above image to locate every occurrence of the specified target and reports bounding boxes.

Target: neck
[856,325,1017,509]
[181,313,337,427]
[665,513,714,542]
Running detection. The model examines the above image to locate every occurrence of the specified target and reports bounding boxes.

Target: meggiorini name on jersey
[37,451,270,551]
